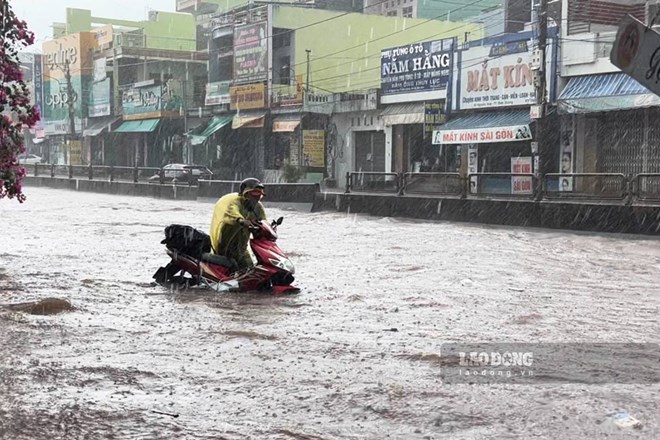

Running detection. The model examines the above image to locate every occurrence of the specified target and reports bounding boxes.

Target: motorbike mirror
[276,217,284,225]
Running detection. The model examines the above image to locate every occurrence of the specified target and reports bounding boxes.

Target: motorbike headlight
[270,257,295,274]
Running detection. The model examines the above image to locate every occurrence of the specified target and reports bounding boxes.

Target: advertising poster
[302,130,325,168]
[559,123,574,191]
[468,144,478,194]
[290,134,300,167]
[89,78,111,117]
[234,21,268,84]
[511,157,533,194]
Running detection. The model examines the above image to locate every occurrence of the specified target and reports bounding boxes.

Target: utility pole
[533,0,548,198]
[64,59,76,141]
[305,49,311,93]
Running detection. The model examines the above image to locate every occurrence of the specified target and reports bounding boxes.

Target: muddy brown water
[0,187,659,439]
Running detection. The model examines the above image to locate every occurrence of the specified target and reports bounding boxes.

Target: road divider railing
[33,163,176,184]
[345,171,660,203]
[344,171,400,194]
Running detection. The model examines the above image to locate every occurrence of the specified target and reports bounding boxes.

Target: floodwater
[0,187,659,439]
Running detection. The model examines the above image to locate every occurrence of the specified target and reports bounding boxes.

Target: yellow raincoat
[209,193,266,270]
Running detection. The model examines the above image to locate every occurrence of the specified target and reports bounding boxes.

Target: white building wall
[330,110,385,189]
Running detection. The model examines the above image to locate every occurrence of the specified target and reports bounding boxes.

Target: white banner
[93,58,107,82]
[433,124,532,144]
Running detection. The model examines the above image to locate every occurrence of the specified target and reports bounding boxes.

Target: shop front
[557,72,660,179]
[82,116,121,165]
[436,30,557,194]
[433,110,534,194]
[116,81,184,167]
[265,113,302,182]
[188,115,233,168]
[380,38,455,174]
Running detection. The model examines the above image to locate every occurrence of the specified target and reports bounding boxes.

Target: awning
[83,116,121,137]
[272,115,301,132]
[557,72,660,114]
[233,111,266,129]
[432,110,533,145]
[114,119,160,133]
[199,115,232,137]
[381,103,425,125]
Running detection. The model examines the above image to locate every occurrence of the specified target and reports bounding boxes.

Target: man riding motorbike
[209,178,267,272]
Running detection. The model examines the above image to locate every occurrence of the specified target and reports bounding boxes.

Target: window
[402,6,413,17]
[278,56,291,85]
[387,10,397,16]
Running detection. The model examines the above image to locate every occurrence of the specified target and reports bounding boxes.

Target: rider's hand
[238,218,259,233]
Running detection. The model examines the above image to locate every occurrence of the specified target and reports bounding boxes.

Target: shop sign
[424,102,445,135]
[271,75,304,108]
[205,81,231,106]
[290,134,300,167]
[93,25,114,47]
[230,83,266,110]
[381,38,454,96]
[610,14,660,98]
[433,124,532,144]
[33,54,44,130]
[122,82,182,119]
[234,21,268,84]
[511,157,533,194]
[89,78,111,117]
[457,35,554,110]
[302,130,325,168]
[68,140,83,165]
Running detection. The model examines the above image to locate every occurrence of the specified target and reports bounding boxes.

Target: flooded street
[1,187,659,439]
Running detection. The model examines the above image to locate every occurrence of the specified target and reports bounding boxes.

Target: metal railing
[632,174,660,202]
[468,173,538,199]
[401,172,464,196]
[27,166,660,203]
[32,163,177,184]
[343,171,660,203]
[345,172,400,194]
[544,173,628,200]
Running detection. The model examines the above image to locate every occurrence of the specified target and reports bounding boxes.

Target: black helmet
[239,178,265,195]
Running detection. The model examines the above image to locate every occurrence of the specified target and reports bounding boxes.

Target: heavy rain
[1,188,659,439]
[3,0,660,438]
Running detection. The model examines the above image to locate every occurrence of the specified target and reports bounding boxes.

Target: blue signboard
[33,54,44,131]
[381,38,455,95]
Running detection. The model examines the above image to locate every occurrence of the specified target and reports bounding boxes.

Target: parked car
[17,154,43,165]
[148,164,213,184]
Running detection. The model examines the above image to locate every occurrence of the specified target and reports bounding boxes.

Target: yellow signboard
[230,83,266,110]
[68,140,83,165]
[302,130,325,168]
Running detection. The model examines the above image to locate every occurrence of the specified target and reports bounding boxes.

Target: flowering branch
[0,0,39,202]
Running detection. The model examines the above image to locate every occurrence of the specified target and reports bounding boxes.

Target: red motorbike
[153,217,299,294]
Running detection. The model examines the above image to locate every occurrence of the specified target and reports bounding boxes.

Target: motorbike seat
[200,253,238,271]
